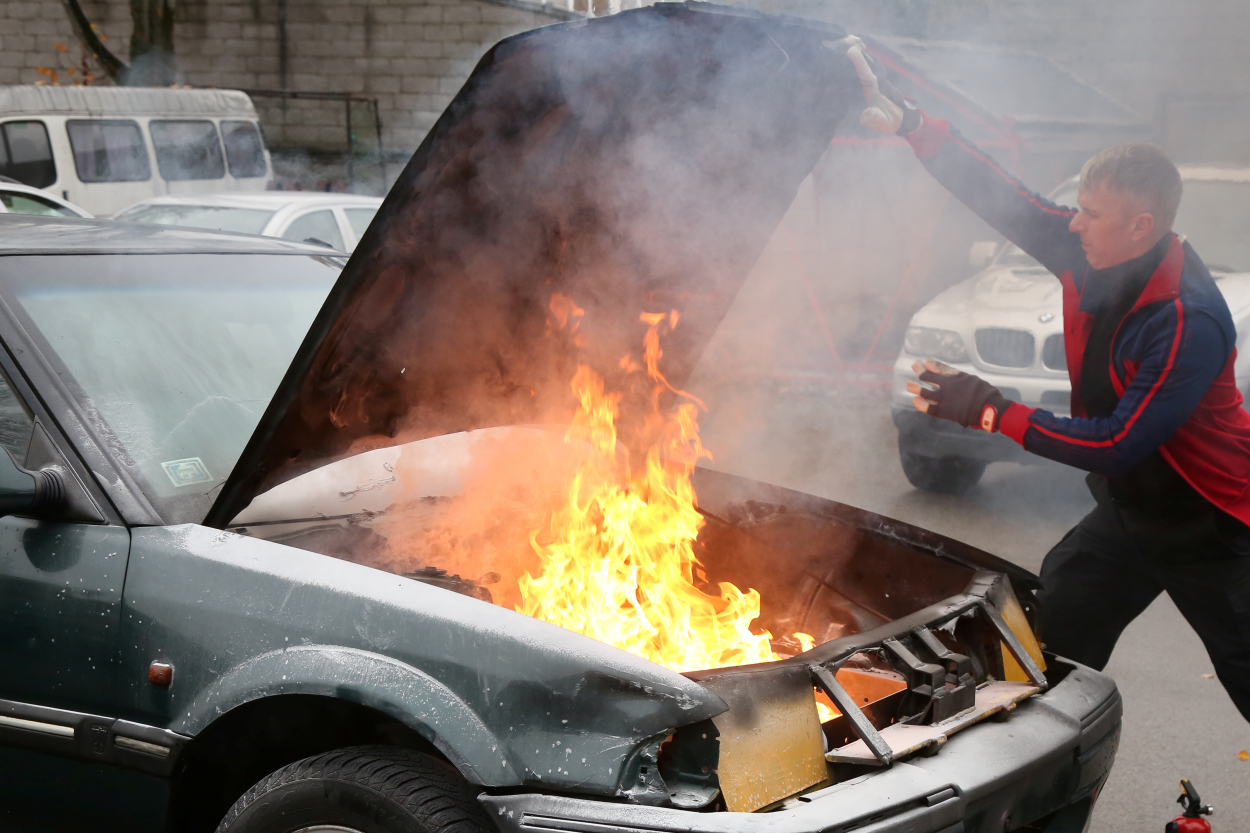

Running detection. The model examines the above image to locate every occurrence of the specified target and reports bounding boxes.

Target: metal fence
[240,89,387,195]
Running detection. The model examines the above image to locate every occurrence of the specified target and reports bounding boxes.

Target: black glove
[913,361,1011,432]
[879,78,921,135]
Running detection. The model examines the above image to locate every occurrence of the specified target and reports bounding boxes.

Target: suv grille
[975,328,1035,368]
[1042,334,1067,370]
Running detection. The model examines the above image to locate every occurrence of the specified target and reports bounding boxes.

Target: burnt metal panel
[694,665,828,811]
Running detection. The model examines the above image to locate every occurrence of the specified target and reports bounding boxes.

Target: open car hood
[207,2,858,527]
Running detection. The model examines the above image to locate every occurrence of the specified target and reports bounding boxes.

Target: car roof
[0,180,92,217]
[116,192,385,213]
[0,214,347,255]
[0,84,259,119]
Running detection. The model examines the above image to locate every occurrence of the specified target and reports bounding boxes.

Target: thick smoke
[215,5,860,522]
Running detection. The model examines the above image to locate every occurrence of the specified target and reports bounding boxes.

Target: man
[843,39,1250,721]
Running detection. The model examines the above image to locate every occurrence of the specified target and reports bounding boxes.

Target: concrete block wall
[5,0,1246,164]
[1,0,561,161]
[0,1,128,87]
[174,0,559,154]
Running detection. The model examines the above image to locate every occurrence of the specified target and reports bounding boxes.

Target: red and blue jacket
[907,114,1250,526]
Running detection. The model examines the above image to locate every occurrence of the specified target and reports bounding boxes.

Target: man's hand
[907,359,1012,432]
[825,36,919,135]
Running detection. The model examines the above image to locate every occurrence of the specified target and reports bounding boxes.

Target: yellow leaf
[1202,673,1215,679]
[1239,750,1249,761]
[54,42,68,52]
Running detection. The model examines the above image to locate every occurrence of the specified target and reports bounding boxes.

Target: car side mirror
[0,447,65,517]
[969,240,998,271]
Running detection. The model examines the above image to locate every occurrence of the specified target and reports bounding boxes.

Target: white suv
[892,168,1250,492]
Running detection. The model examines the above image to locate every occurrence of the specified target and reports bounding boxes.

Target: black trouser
[1036,473,1250,723]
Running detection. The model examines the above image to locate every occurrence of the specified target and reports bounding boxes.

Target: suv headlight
[904,327,970,364]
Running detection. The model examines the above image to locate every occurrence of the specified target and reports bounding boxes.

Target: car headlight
[904,327,970,364]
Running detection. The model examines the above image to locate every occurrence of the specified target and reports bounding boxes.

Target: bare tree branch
[58,0,127,81]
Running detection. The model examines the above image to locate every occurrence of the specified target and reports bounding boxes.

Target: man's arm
[905,115,1085,277]
[998,306,1232,474]
[840,38,1084,276]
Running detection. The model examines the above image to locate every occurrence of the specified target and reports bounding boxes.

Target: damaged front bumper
[481,660,1121,833]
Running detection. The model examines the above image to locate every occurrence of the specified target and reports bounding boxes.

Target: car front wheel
[899,449,987,494]
[215,746,494,833]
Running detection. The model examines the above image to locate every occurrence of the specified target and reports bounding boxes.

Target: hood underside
[207,2,857,526]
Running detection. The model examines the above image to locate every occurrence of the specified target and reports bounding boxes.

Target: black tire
[899,450,987,494]
[215,745,494,833]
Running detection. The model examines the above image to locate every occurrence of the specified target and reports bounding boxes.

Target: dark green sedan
[0,5,1121,833]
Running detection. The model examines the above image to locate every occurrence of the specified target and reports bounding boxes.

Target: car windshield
[115,204,274,235]
[0,253,341,524]
[993,178,1250,273]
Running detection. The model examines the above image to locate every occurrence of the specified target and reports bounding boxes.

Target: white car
[893,167,1250,492]
[111,192,383,253]
[0,178,90,218]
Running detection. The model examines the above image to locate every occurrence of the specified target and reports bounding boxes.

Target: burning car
[0,5,1119,833]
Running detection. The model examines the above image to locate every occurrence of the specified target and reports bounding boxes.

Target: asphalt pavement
[693,379,1250,833]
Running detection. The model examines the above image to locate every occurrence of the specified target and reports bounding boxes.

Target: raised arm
[840,38,1085,276]
[905,117,1085,276]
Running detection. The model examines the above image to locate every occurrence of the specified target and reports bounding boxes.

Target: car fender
[119,525,727,795]
[175,643,518,784]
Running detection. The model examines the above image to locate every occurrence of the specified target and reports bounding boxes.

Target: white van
[0,85,272,217]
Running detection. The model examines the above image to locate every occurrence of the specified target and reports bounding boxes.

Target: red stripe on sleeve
[998,402,1034,445]
[944,133,1076,219]
[905,114,950,160]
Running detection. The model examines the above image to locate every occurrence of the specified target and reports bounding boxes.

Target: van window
[150,120,225,181]
[282,210,344,250]
[0,121,56,188]
[67,120,150,183]
[221,121,267,178]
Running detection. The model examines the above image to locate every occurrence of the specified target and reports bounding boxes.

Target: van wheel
[899,450,986,494]
[214,746,492,833]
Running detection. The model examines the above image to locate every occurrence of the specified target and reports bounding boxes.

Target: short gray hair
[1080,143,1182,231]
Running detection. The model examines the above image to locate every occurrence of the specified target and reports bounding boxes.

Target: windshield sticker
[162,457,212,488]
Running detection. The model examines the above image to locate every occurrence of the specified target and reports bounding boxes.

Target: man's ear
[1128,211,1156,242]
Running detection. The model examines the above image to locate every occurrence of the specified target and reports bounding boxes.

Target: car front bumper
[480,661,1120,833]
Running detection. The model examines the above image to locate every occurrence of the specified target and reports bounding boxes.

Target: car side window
[344,207,378,240]
[0,191,77,218]
[282,210,344,250]
[221,120,267,178]
[150,120,226,181]
[0,365,35,464]
[66,119,150,183]
[0,121,57,189]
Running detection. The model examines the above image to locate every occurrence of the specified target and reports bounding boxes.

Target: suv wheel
[899,450,986,493]
[215,746,493,833]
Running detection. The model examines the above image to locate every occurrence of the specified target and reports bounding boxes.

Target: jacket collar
[1130,233,1184,314]
[1075,233,1182,315]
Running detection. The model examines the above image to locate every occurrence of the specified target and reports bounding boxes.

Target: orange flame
[517,303,841,728]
